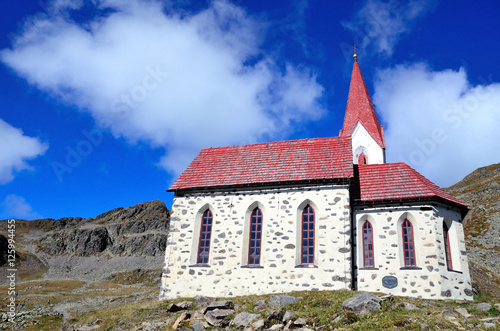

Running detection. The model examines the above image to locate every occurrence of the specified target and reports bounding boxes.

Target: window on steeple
[358,153,367,165]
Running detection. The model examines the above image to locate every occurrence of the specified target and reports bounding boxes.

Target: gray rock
[194,296,214,306]
[455,307,471,318]
[269,324,284,330]
[282,310,293,322]
[342,292,381,316]
[254,299,267,309]
[293,318,307,326]
[483,322,496,328]
[168,301,192,312]
[269,295,300,309]
[476,302,492,311]
[191,323,205,331]
[204,309,235,326]
[206,300,234,311]
[442,307,456,317]
[250,319,265,330]
[232,312,260,328]
[404,302,418,311]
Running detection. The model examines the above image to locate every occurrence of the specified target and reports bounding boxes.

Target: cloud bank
[0,119,48,184]
[374,63,500,187]
[0,194,42,220]
[343,0,434,56]
[1,0,324,175]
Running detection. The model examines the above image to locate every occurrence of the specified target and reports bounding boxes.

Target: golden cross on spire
[353,44,359,62]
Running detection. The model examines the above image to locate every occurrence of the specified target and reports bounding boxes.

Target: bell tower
[339,49,385,164]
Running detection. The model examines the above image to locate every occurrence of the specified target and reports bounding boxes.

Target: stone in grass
[269,324,284,330]
[167,301,193,312]
[475,302,492,311]
[231,312,260,328]
[194,296,215,306]
[254,299,267,309]
[293,318,307,326]
[483,322,496,328]
[269,295,300,309]
[455,307,471,318]
[282,310,293,322]
[342,292,381,317]
[404,302,418,311]
[191,323,205,331]
[442,307,456,317]
[250,319,265,330]
[204,309,235,326]
[206,300,234,311]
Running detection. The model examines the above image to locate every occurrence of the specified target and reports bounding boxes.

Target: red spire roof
[340,62,385,148]
[352,162,467,209]
[169,136,353,191]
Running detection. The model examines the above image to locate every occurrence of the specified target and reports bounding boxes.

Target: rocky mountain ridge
[0,200,170,284]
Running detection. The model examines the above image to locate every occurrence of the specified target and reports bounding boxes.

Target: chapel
[159,55,472,301]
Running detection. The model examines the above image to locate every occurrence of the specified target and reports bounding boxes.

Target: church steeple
[340,59,386,164]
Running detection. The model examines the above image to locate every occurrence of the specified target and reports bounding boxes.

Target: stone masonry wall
[160,184,352,299]
[353,204,472,300]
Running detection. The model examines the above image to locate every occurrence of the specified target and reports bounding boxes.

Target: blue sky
[1,0,499,220]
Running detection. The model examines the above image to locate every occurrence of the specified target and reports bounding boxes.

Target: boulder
[269,295,300,309]
[231,312,260,328]
[206,300,234,311]
[342,292,381,316]
[195,296,215,306]
[250,319,265,330]
[204,309,235,326]
[475,302,491,311]
[282,310,293,322]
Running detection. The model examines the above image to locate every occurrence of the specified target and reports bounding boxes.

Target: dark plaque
[382,276,398,289]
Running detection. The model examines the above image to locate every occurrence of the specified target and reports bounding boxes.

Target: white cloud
[373,63,500,187]
[0,119,48,184]
[1,0,324,175]
[0,194,42,220]
[343,0,434,56]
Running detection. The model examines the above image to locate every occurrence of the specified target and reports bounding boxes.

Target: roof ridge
[199,136,350,152]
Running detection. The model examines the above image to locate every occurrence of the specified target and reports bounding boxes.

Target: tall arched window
[301,205,315,265]
[402,219,416,267]
[197,209,213,265]
[248,208,263,266]
[358,153,367,165]
[362,221,374,268]
[443,222,453,270]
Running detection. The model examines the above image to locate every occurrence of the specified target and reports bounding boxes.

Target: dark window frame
[443,222,453,270]
[196,209,213,265]
[362,220,375,268]
[402,219,416,267]
[301,205,315,265]
[248,207,263,266]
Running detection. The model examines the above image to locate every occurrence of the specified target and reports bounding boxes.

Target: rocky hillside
[445,163,500,298]
[0,200,170,284]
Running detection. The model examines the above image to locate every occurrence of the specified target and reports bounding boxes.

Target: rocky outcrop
[446,163,500,298]
[0,200,170,284]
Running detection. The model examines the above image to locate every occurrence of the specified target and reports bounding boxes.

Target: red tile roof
[353,163,467,208]
[169,136,353,191]
[340,62,385,149]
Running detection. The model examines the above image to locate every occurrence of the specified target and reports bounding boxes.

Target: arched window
[402,219,416,267]
[358,153,367,165]
[301,205,315,265]
[248,208,263,266]
[443,222,453,270]
[197,209,213,265]
[362,221,374,268]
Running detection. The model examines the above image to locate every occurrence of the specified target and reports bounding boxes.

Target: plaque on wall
[382,276,398,289]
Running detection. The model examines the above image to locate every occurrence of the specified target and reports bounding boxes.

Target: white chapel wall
[351,123,384,164]
[353,203,472,300]
[160,184,352,299]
